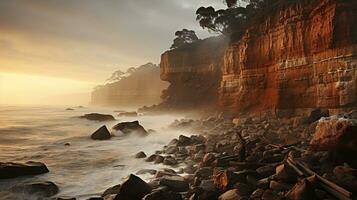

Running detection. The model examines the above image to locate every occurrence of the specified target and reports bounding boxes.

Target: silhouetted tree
[196,6,247,35]
[170,29,199,49]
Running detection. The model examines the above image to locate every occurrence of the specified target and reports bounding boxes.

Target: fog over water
[0,105,189,199]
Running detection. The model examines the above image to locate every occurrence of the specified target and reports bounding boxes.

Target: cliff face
[220,0,357,115]
[91,64,168,108]
[160,36,229,109]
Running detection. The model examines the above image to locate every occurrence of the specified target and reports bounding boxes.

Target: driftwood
[287,153,353,200]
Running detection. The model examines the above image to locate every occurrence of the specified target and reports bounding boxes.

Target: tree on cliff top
[170,29,199,49]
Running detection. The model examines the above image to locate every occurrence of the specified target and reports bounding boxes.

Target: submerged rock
[91,125,111,140]
[117,111,138,117]
[10,181,59,197]
[0,161,49,179]
[112,121,148,135]
[79,113,115,121]
[114,174,151,200]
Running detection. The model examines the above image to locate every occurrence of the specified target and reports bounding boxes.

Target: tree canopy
[170,29,199,49]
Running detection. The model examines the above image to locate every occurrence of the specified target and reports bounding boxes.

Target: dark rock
[177,135,191,146]
[214,170,240,191]
[163,157,178,166]
[114,174,151,200]
[154,155,164,164]
[79,113,115,121]
[66,108,74,111]
[218,189,243,200]
[112,121,148,135]
[165,146,178,154]
[146,154,158,162]
[87,197,103,200]
[232,182,255,196]
[201,153,216,167]
[310,117,357,166]
[256,164,277,178]
[261,189,283,200]
[285,179,316,200]
[250,188,264,199]
[136,169,157,175]
[91,125,111,140]
[308,108,329,123]
[0,161,49,179]
[195,167,213,179]
[160,176,189,192]
[56,198,76,200]
[11,181,58,197]
[274,164,297,183]
[143,189,182,200]
[269,180,290,191]
[102,184,121,197]
[135,151,146,158]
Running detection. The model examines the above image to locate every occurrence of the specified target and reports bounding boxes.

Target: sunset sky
[0,0,224,105]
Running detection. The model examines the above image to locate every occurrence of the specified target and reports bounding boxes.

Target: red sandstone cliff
[160,36,228,109]
[220,0,357,115]
[160,0,357,115]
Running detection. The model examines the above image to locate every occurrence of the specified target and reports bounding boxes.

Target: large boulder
[10,181,59,197]
[0,161,49,179]
[79,113,115,121]
[91,125,112,140]
[114,174,151,200]
[159,176,189,192]
[310,117,357,166]
[112,121,148,135]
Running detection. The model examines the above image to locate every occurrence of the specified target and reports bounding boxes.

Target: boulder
[102,184,121,197]
[114,174,151,200]
[112,121,148,135]
[309,117,357,166]
[91,125,111,140]
[160,176,189,192]
[177,135,191,146]
[10,181,59,197]
[285,179,316,200]
[201,153,216,167]
[135,151,147,158]
[136,169,157,175]
[214,170,240,191]
[218,189,242,200]
[163,157,178,166]
[79,113,115,121]
[143,189,182,200]
[0,161,49,179]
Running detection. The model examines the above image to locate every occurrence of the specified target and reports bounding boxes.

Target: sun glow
[0,72,95,106]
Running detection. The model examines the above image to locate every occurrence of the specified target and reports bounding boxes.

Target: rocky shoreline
[1,109,356,200]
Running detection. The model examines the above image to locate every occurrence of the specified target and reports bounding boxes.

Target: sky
[0,0,225,105]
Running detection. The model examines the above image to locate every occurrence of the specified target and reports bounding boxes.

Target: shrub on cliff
[170,29,199,49]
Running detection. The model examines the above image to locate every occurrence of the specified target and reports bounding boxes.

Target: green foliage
[170,29,199,49]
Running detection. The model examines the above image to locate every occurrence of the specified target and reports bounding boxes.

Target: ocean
[0,105,188,199]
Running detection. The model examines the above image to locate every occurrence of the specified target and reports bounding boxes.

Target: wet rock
[163,157,178,166]
[155,171,176,178]
[91,125,111,140]
[256,164,277,178]
[275,164,297,183]
[285,179,316,200]
[257,177,271,189]
[250,188,264,199]
[114,174,151,200]
[80,113,115,121]
[146,154,158,162]
[201,153,216,167]
[136,169,157,175]
[177,135,192,146]
[214,170,240,191]
[310,117,357,166]
[269,180,290,191]
[218,189,243,200]
[195,167,213,179]
[87,197,103,200]
[143,189,182,200]
[199,179,215,191]
[332,165,357,193]
[11,181,59,197]
[190,135,206,144]
[233,182,255,196]
[154,155,164,164]
[183,165,197,174]
[135,151,146,158]
[66,108,74,110]
[0,161,49,179]
[160,176,189,192]
[56,198,76,200]
[102,184,121,197]
[261,189,282,200]
[165,146,178,154]
[307,108,329,123]
[112,121,148,135]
